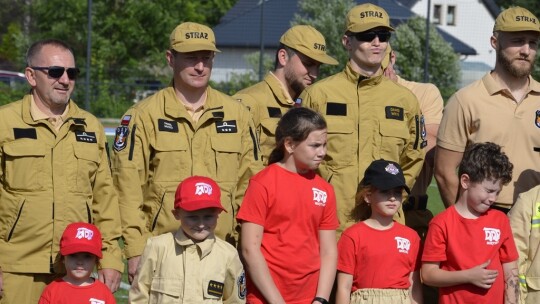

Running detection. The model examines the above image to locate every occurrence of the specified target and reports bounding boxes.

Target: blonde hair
[349,183,373,222]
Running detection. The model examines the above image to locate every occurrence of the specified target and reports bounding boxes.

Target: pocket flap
[4,141,47,157]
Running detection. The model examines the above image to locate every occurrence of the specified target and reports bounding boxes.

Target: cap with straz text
[174,176,225,212]
[170,22,221,53]
[346,3,395,33]
[493,6,540,33]
[280,25,338,65]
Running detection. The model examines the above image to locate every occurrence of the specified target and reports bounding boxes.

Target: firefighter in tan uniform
[509,185,540,304]
[0,39,123,304]
[300,3,425,233]
[130,176,246,303]
[435,7,540,212]
[111,22,262,283]
[233,25,338,164]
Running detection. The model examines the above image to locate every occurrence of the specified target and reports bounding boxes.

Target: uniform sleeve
[508,191,533,276]
[337,231,356,274]
[92,123,123,272]
[417,83,443,125]
[401,94,425,189]
[129,237,157,304]
[223,252,247,303]
[111,108,154,258]
[436,93,469,152]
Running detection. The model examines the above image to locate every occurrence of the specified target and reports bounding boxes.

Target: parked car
[0,70,27,89]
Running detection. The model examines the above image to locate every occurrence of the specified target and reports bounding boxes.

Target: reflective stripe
[519,275,527,287]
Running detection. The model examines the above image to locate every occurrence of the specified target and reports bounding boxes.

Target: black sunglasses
[352,31,391,42]
[31,66,80,80]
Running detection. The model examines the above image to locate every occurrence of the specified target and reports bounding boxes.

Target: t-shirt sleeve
[422,218,448,262]
[320,184,339,230]
[337,231,356,274]
[411,233,422,271]
[236,179,268,226]
[499,217,519,263]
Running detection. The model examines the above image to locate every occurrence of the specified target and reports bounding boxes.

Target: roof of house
[213,0,479,55]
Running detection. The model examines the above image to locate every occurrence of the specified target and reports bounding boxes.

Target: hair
[26,39,75,67]
[349,183,373,222]
[267,107,327,165]
[458,142,513,185]
[274,43,296,70]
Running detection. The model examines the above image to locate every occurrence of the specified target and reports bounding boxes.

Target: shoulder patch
[207,280,224,297]
[385,106,404,121]
[113,126,129,152]
[158,119,179,133]
[121,115,132,126]
[216,120,238,133]
[75,131,97,143]
[238,270,247,299]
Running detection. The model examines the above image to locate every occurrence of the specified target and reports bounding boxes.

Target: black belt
[403,195,428,211]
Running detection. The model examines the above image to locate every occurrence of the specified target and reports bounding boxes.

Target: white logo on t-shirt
[89,298,105,304]
[75,227,94,240]
[195,182,213,196]
[312,188,327,206]
[395,236,411,253]
[483,227,500,245]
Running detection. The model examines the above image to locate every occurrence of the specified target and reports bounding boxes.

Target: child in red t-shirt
[422,142,519,304]
[238,107,339,304]
[38,222,116,304]
[336,159,422,304]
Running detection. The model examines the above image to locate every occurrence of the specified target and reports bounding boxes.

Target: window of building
[447,5,456,26]
[433,4,442,24]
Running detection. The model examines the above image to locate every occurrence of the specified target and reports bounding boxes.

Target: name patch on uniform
[207,280,224,297]
[158,119,179,133]
[215,120,238,133]
[326,102,347,116]
[267,107,282,118]
[113,126,129,152]
[385,106,404,121]
[13,128,37,139]
[75,131,97,143]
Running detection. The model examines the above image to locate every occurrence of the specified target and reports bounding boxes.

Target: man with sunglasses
[0,39,123,304]
[233,25,338,164]
[111,22,262,284]
[300,3,425,234]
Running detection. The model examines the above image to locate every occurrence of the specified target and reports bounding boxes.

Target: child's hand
[467,260,498,289]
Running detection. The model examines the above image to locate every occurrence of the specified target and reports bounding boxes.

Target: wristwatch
[313,297,329,304]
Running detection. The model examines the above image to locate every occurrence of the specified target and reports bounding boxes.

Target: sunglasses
[352,31,391,42]
[31,66,80,80]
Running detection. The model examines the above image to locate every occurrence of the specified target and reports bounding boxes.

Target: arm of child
[409,270,423,304]
[240,222,285,304]
[503,261,519,304]
[421,260,498,288]
[313,229,338,303]
[335,271,353,304]
[223,252,246,304]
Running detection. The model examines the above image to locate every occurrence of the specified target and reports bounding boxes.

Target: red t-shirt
[338,221,421,291]
[422,206,518,304]
[39,278,116,304]
[237,163,339,304]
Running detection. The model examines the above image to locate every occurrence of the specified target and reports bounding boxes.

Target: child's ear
[460,174,470,190]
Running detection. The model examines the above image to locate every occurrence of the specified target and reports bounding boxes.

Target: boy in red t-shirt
[422,142,519,304]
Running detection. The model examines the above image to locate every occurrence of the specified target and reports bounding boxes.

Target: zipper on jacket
[413,115,420,150]
[249,126,259,161]
[151,192,166,232]
[7,200,26,241]
[128,124,137,161]
[86,202,92,223]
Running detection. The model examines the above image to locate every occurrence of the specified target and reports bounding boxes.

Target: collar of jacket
[343,62,384,87]
[175,228,216,259]
[21,94,85,127]
[163,86,225,120]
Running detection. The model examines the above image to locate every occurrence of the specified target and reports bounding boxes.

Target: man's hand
[467,260,498,289]
[98,268,122,292]
[128,255,142,284]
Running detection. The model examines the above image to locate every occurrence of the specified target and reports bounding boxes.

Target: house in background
[212,0,497,87]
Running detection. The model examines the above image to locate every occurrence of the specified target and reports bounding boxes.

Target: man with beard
[435,6,540,212]
[234,25,338,164]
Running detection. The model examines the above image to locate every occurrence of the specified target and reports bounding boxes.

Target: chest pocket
[377,120,409,159]
[150,277,182,303]
[325,117,355,166]
[211,135,241,183]
[71,142,100,193]
[153,131,189,182]
[259,118,279,163]
[3,140,47,191]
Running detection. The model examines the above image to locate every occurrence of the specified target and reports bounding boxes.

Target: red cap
[174,176,225,212]
[60,222,103,258]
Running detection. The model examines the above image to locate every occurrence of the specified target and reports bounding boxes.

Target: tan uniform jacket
[111,86,262,258]
[508,185,540,303]
[0,95,123,273]
[300,63,425,229]
[233,73,294,164]
[129,229,246,304]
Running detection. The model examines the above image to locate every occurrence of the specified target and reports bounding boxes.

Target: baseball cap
[280,25,338,65]
[174,176,225,212]
[493,6,540,33]
[361,159,410,194]
[170,22,221,53]
[346,3,395,33]
[60,222,103,258]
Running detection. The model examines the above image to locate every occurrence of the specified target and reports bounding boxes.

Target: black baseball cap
[361,159,410,193]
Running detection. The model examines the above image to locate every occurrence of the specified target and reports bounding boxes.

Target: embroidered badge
[75,131,97,143]
[158,119,179,132]
[385,106,404,120]
[395,236,411,253]
[121,115,132,126]
[215,120,238,133]
[420,115,426,140]
[207,280,224,297]
[312,187,328,207]
[535,110,540,128]
[89,298,105,304]
[385,163,400,175]
[238,271,247,299]
[113,126,129,152]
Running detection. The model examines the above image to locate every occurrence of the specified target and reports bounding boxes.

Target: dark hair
[458,142,513,185]
[349,183,372,222]
[268,107,327,164]
[274,43,296,70]
[26,39,75,67]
